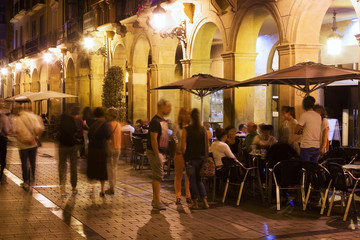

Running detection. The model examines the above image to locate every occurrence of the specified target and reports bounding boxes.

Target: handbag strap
[203,126,209,158]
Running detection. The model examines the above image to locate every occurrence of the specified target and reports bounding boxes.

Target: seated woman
[210,128,237,175]
[252,124,277,152]
[225,126,242,157]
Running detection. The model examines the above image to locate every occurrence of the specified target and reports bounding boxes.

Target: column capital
[277,43,322,56]
[189,59,212,65]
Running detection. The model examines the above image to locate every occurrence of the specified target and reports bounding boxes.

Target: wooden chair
[121,131,132,162]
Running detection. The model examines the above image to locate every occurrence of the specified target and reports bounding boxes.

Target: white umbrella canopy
[6,91,77,102]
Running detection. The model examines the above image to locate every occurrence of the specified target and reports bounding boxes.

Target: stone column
[180,59,191,109]
[277,43,321,119]
[355,34,360,147]
[189,59,212,121]
[150,63,178,121]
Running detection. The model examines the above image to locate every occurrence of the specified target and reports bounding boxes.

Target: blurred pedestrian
[147,99,172,210]
[87,107,111,197]
[225,125,241,157]
[173,108,191,205]
[82,107,94,157]
[57,106,81,195]
[0,102,11,183]
[181,108,209,209]
[280,106,300,154]
[295,96,322,162]
[314,104,329,156]
[105,108,122,195]
[12,107,44,191]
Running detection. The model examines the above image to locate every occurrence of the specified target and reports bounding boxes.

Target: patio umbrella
[151,74,239,120]
[5,92,38,102]
[5,91,77,102]
[233,62,360,95]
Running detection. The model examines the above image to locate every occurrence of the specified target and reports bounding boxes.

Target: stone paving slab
[3,142,360,239]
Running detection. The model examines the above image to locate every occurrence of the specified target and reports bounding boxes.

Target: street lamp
[43,52,54,64]
[327,10,342,55]
[1,68,8,76]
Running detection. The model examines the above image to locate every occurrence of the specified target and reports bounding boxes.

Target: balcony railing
[9,46,25,63]
[25,38,39,56]
[31,0,45,10]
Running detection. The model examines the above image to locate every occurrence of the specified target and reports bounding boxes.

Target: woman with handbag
[87,107,112,197]
[173,108,192,205]
[181,108,209,209]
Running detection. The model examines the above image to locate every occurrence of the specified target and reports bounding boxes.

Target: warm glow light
[15,63,22,71]
[327,37,342,55]
[150,4,167,31]
[1,68,8,75]
[83,37,95,50]
[125,72,129,83]
[43,52,53,63]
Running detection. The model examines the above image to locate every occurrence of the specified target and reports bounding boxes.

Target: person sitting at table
[203,121,213,141]
[244,122,259,150]
[225,126,241,158]
[134,119,143,133]
[279,106,300,155]
[121,119,135,138]
[210,128,236,173]
[236,124,247,138]
[252,124,277,150]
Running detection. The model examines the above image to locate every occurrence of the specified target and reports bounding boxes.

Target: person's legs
[19,149,30,185]
[309,148,320,163]
[0,136,7,179]
[28,147,37,185]
[69,145,78,189]
[300,148,311,161]
[147,150,164,206]
[184,168,191,199]
[58,145,67,187]
[174,153,184,199]
[194,160,207,199]
[107,148,120,192]
[186,161,199,201]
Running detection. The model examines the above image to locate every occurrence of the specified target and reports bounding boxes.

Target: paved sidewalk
[2,142,360,239]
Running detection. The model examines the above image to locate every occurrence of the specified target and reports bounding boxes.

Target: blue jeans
[300,148,320,162]
[186,159,207,200]
[19,147,38,185]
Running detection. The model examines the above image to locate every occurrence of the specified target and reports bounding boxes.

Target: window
[32,20,36,39]
[20,26,23,45]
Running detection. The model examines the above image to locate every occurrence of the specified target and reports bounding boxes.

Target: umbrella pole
[201,97,203,123]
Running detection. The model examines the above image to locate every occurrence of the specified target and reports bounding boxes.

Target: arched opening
[49,64,61,117]
[319,1,358,146]
[14,73,20,95]
[132,36,151,122]
[234,7,280,130]
[78,55,91,108]
[31,68,40,92]
[192,22,224,123]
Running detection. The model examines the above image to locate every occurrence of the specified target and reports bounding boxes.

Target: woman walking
[173,108,191,205]
[105,108,122,195]
[181,108,209,209]
[87,107,111,197]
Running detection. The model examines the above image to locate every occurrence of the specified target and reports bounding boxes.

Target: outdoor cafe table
[248,152,266,203]
[342,164,360,178]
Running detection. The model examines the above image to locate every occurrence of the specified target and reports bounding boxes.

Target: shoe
[105,189,114,195]
[151,200,169,207]
[72,188,78,195]
[186,198,192,204]
[99,192,105,197]
[176,198,181,205]
[153,201,167,210]
[189,200,199,209]
[202,198,210,209]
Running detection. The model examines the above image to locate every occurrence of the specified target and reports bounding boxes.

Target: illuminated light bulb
[43,52,53,63]
[1,68,8,75]
[83,37,95,50]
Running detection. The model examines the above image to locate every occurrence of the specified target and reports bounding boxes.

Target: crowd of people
[0,95,329,212]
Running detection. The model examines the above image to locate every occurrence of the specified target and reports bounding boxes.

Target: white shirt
[12,111,44,150]
[121,124,135,137]
[298,110,322,148]
[210,140,235,167]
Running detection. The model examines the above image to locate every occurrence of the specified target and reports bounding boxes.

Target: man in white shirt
[121,119,135,137]
[295,96,322,162]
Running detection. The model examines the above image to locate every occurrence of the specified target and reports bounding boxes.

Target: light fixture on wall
[327,10,343,55]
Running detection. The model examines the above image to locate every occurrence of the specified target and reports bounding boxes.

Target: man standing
[295,96,322,162]
[12,107,44,191]
[58,106,81,195]
[147,99,172,210]
[0,102,11,183]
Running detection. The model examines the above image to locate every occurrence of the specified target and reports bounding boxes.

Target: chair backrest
[324,162,347,191]
[273,159,303,187]
[302,161,331,189]
[121,131,132,149]
[322,157,346,166]
[222,157,245,183]
[133,136,145,154]
[266,143,298,168]
[319,147,349,164]
[166,137,176,159]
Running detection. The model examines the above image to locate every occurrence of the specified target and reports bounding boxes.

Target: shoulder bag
[200,127,216,177]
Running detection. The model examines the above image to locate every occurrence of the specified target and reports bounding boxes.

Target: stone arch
[49,64,61,116]
[231,4,280,126]
[14,72,21,95]
[189,19,225,122]
[78,54,91,108]
[112,43,127,70]
[130,34,152,122]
